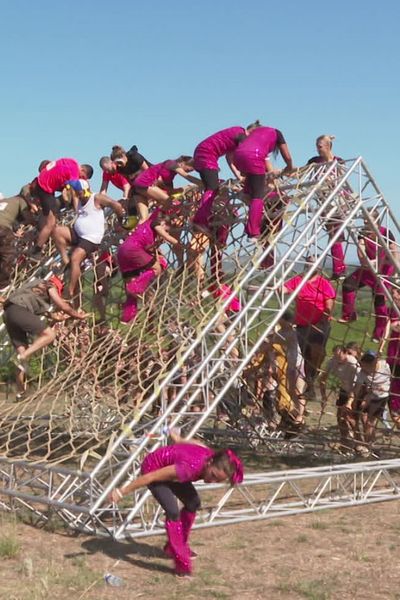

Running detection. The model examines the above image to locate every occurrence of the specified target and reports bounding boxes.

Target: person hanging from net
[28,158,94,258]
[282,257,336,398]
[108,431,243,577]
[339,209,398,341]
[232,124,295,239]
[117,207,185,323]
[52,179,125,301]
[132,155,200,223]
[191,121,260,234]
[1,273,89,398]
[0,192,39,292]
[307,134,347,280]
[385,285,400,428]
[109,144,151,183]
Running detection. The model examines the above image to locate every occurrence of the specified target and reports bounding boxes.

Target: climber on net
[52,179,125,301]
[99,156,131,199]
[339,209,399,342]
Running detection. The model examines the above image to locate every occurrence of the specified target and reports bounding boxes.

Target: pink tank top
[141,443,214,483]
[117,210,160,273]
[135,160,176,188]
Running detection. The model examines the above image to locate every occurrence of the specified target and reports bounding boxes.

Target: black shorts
[31,181,57,216]
[199,169,220,191]
[71,228,99,256]
[365,396,388,418]
[297,320,331,348]
[336,389,350,407]
[3,303,46,348]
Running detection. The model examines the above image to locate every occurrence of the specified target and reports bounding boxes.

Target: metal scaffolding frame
[1,157,400,538]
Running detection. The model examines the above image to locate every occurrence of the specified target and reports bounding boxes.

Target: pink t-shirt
[135,160,176,188]
[194,126,245,171]
[233,127,280,174]
[387,307,400,366]
[102,171,130,192]
[38,158,80,194]
[117,210,160,273]
[284,274,336,326]
[141,443,214,483]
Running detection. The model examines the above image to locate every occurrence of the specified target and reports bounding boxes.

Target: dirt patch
[0,499,399,600]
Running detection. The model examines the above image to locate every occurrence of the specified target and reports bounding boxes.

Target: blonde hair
[316,134,335,148]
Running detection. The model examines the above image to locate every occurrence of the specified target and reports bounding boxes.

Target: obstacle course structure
[1,157,400,538]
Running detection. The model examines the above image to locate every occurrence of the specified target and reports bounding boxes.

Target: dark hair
[209,450,236,481]
[332,344,345,353]
[280,309,294,323]
[345,341,361,353]
[234,133,247,145]
[360,351,377,364]
[246,119,261,132]
[99,156,111,169]
[38,160,51,172]
[110,145,126,160]
[81,164,94,179]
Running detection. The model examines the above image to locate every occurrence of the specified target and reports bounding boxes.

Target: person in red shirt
[283,261,336,393]
[99,156,131,199]
[30,158,93,255]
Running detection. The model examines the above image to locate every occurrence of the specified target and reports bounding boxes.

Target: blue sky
[1,0,399,212]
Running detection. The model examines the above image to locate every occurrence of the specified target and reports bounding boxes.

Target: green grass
[0,531,20,559]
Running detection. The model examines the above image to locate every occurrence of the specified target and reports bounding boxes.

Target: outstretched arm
[109,465,177,503]
[279,143,294,175]
[48,287,88,319]
[95,193,125,218]
[226,151,243,180]
[154,224,181,247]
[174,166,202,186]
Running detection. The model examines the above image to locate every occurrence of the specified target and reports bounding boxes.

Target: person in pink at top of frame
[384,286,400,427]
[283,258,336,394]
[99,156,131,199]
[307,135,347,280]
[133,155,200,223]
[108,430,243,578]
[339,209,399,341]
[191,121,260,233]
[117,207,184,323]
[233,124,294,238]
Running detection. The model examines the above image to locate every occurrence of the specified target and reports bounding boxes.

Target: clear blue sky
[1,0,399,211]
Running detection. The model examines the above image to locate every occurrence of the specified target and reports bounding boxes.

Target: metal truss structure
[1,157,400,538]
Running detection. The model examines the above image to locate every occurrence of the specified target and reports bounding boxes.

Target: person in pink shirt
[283,263,336,390]
[307,135,346,280]
[233,126,294,238]
[192,122,260,232]
[99,156,131,199]
[30,158,93,255]
[108,433,243,577]
[117,209,183,322]
[386,287,400,426]
[133,156,199,223]
[339,211,397,340]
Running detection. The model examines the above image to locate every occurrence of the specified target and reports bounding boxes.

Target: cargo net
[0,160,400,468]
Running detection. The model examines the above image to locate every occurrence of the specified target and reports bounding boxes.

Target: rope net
[0,159,399,471]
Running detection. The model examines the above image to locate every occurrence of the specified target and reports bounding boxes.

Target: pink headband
[225,449,244,485]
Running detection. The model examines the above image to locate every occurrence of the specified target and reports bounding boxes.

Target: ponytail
[110,145,126,160]
[246,119,262,132]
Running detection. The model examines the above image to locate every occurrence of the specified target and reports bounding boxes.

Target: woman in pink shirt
[99,156,131,199]
[233,126,293,238]
[117,209,183,322]
[109,434,243,577]
[133,156,199,223]
[307,135,346,280]
[339,211,397,340]
[283,262,336,390]
[192,121,259,232]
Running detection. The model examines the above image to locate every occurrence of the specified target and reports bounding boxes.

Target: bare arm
[95,193,125,218]
[357,239,368,266]
[174,166,202,186]
[154,224,180,246]
[109,465,177,502]
[122,183,131,199]
[100,176,109,195]
[279,144,294,175]
[226,151,243,180]
[48,287,88,319]
[323,297,334,318]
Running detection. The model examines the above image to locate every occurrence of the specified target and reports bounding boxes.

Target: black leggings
[199,169,219,191]
[148,481,201,521]
[245,173,266,198]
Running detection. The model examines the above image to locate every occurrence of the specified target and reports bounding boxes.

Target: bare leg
[18,328,56,361]
[37,211,57,248]
[68,247,87,298]
[52,226,72,265]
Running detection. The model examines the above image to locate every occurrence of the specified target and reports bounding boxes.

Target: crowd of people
[0,124,399,444]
